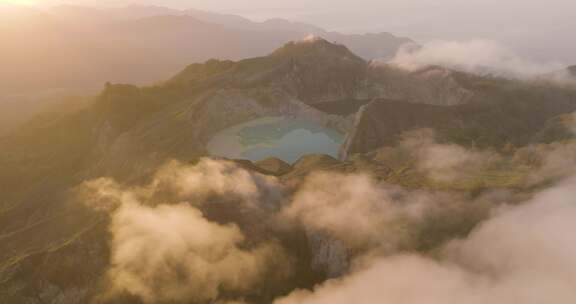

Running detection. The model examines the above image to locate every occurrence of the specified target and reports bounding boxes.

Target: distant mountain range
[0,5,413,135]
[0,4,412,93]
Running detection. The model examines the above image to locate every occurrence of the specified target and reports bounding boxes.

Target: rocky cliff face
[367,65,476,106]
[306,232,349,278]
[342,99,455,157]
[343,82,576,156]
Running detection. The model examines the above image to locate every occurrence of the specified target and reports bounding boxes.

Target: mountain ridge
[0,5,412,92]
[0,5,412,136]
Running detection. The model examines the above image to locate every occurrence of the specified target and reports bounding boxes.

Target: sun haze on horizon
[1,0,576,63]
[0,0,37,5]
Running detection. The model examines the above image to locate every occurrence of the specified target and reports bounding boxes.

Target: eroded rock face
[342,84,576,156]
[367,65,476,106]
[306,232,350,279]
[342,100,453,157]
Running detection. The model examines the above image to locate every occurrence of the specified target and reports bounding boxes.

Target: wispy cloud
[389,39,565,78]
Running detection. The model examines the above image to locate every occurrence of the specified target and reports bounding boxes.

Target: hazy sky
[5,0,576,63]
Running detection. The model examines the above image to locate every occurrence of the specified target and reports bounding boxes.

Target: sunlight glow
[0,0,37,5]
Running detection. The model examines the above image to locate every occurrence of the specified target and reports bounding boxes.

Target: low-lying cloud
[389,40,566,79]
[282,169,496,257]
[374,128,576,187]
[83,158,289,303]
[397,129,501,183]
[514,141,576,186]
[81,146,576,304]
[107,202,282,303]
[276,176,576,304]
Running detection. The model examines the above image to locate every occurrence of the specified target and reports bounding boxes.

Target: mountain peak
[271,35,364,63]
[302,34,324,43]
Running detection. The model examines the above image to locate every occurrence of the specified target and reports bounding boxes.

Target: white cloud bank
[83,159,289,303]
[81,150,576,304]
[389,40,566,79]
[276,176,576,304]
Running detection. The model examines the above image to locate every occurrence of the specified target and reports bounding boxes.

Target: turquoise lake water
[207,117,344,163]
